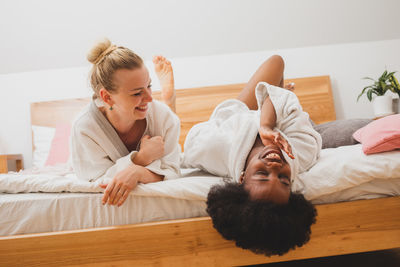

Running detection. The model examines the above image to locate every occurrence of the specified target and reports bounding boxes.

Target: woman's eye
[148,84,152,88]
[132,92,142,96]
[279,175,290,185]
[257,171,269,176]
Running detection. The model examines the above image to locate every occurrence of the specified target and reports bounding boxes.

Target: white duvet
[0,167,223,201]
[0,144,399,202]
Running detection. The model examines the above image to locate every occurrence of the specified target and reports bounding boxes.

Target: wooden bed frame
[1,76,399,266]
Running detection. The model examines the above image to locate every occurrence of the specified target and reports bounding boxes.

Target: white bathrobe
[71,99,181,182]
[182,82,322,183]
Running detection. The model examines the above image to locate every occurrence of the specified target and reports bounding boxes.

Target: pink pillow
[45,124,71,166]
[353,114,400,155]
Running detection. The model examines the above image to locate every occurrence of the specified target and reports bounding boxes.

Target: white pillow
[32,125,56,168]
[293,144,400,201]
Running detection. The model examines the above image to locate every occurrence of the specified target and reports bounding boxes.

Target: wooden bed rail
[1,196,399,266]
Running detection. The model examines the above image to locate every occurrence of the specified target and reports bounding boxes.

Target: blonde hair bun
[87,38,143,95]
[87,38,113,64]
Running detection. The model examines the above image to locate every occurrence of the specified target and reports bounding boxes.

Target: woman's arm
[260,96,277,130]
[100,164,163,206]
[144,102,181,180]
[71,127,133,182]
[72,118,165,181]
[259,96,294,158]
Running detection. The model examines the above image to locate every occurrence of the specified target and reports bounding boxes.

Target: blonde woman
[71,39,180,207]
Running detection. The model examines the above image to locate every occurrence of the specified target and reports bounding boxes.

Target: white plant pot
[372,94,394,117]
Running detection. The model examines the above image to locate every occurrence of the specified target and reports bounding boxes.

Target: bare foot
[284,82,295,91]
[153,55,175,109]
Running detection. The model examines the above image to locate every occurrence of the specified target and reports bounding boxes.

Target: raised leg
[237,55,285,110]
[153,55,176,112]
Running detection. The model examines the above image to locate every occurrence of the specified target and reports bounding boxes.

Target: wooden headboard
[31,75,335,146]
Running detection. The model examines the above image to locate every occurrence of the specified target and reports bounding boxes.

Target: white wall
[1,38,399,168]
[1,0,399,74]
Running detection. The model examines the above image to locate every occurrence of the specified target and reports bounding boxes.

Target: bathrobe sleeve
[255,82,322,173]
[71,118,136,182]
[144,101,182,180]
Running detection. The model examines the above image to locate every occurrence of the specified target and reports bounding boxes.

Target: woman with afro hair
[182,55,321,256]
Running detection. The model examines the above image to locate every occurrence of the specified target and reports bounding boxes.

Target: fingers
[261,130,295,159]
[108,183,122,205]
[278,135,295,159]
[151,135,163,141]
[274,133,280,144]
[117,190,131,207]
[287,146,294,159]
[104,186,132,207]
[102,183,131,206]
[102,181,115,205]
[112,188,125,205]
[142,135,151,140]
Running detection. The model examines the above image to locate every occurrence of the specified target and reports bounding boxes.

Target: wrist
[126,164,141,183]
[132,165,146,183]
[260,97,277,129]
[132,151,150,166]
[260,124,274,131]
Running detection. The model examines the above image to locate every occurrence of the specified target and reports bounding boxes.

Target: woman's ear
[99,88,114,107]
[239,171,245,184]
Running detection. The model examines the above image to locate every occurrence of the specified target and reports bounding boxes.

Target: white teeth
[266,153,280,159]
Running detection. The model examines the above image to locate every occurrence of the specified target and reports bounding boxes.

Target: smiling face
[108,66,153,121]
[240,143,291,204]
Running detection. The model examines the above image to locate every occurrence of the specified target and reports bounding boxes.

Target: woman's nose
[268,173,279,183]
[144,89,153,102]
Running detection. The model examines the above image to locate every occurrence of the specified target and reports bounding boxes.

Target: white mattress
[0,192,207,236]
[1,145,399,236]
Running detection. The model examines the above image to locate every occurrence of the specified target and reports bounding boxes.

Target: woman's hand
[133,135,165,166]
[99,165,141,207]
[259,126,295,159]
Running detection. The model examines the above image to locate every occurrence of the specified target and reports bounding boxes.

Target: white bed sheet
[1,145,399,236]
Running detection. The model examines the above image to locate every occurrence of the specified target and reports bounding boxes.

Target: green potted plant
[357,70,400,117]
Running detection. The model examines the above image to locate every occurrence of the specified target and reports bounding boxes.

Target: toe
[152,55,160,64]
[165,60,172,70]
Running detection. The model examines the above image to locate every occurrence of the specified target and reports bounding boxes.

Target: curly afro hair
[206,182,317,256]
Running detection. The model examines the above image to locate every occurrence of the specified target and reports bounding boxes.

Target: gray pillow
[312,119,372,149]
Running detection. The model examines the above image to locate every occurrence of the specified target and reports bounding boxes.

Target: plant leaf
[379,81,386,94]
[372,89,381,96]
[357,85,375,101]
[381,70,388,80]
[390,75,400,91]
[362,77,375,81]
[367,89,373,101]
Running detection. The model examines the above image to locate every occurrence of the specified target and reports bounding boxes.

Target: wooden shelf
[0,154,23,173]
